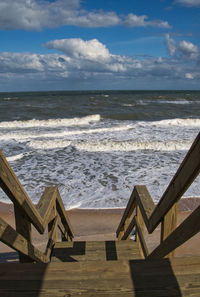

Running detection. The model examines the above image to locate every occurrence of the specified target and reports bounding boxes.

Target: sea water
[0,90,200,209]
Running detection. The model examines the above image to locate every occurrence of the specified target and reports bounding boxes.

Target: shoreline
[1,196,200,212]
[0,197,199,262]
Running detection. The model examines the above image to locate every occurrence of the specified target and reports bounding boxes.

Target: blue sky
[0,0,200,91]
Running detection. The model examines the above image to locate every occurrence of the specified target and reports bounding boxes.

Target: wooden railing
[0,151,74,263]
[116,132,200,259]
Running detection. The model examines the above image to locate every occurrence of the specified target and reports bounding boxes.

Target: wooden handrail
[149,131,200,232]
[0,217,49,263]
[0,151,44,233]
[116,132,200,258]
[148,205,200,259]
[0,151,74,263]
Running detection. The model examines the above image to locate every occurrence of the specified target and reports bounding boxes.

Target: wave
[6,152,32,162]
[0,125,132,141]
[7,153,25,162]
[76,140,192,152]
[3,97,18,101]
[1,116,200,132]
[152,118,200,127]
[157,100,192,105]
[0,114,101,129]
[28,140,72,150]
[27,139,192,152]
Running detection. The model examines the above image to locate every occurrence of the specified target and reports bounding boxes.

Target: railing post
[136,205,145,258]
[48,206,57,242]
[118,215,131,240]
[160,203,177,258]
[61,231,69,242]
[14,203,34,263]
[118,228,125,240]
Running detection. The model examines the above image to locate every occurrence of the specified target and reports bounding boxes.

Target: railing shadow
[129,258,182,296]
[52,241,86,262]
[105,240,118,261]
[0,263,49,297]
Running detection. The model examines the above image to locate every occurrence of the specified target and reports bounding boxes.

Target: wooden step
[0,256,200,296]
[51,240,142,262]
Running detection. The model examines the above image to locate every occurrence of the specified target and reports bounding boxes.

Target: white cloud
[179,40,199,59]
[0,37,200,90]
[165,34,177,56]
[0,52,45,72]
[44,39,111,62]
[175,0,200,6]
[165,34,200,60]
[0,0,171,30]
[124,13,171,28]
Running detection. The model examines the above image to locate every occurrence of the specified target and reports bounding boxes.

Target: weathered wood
[116,188,136,237]
[149,132,200,232]
[124,217,131,239]
[57,216,69,241]
[148,205,200,259]
[0,257,200,296]
[117,186,155,240]
[136,206,146,258]
[0,217,48,263]
[14,203,33,263]
[56,191,74,239]
[134,185,155,230]
[0,151,74,263]
[36,186,57,224]
[45,217,58,258]
[0,151,44,233]
[160,203,177,258]
[117,229,125,240]
[134,217,149,258]
[52,240,141,262]
[116,133,200,260]
[121,216,136,240]
[121,214,149,258]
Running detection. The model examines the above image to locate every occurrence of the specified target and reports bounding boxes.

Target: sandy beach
[0,198,199,262]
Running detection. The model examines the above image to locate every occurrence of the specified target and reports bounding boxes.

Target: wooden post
[61,231,68,242]
[124,217,131,240]
[48,207,57,242]
[118,216,132,240]
[118,228,125,240]
[160,203,177,258]
[14,203,34,263]
[136,206,145,258]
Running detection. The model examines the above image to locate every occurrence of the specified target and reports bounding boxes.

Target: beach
[0,198,199,262]
[0,90,200,262]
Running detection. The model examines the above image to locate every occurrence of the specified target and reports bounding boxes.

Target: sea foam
[0,114,101,129]
[1,115,200,209]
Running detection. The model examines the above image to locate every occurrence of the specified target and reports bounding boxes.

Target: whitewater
[0,90,200,209]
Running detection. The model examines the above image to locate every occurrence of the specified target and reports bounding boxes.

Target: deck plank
[51,240,141,262]
[0,257,200,296]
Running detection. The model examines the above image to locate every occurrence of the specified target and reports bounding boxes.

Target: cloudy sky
[0,0,200,91]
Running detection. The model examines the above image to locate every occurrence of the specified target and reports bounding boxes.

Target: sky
[0,0,200,91]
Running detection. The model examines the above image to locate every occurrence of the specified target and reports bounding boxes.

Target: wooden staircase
[0,241,200,296]
[51,240,142,262]
[0,132,200,296]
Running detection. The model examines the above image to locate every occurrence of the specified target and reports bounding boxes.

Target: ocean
[0,90,200,209]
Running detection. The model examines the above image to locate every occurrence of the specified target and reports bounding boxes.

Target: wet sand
[0,198,199,262]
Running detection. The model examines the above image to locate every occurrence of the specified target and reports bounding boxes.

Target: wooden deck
[51,240,141,262]
[0,252,200,296]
